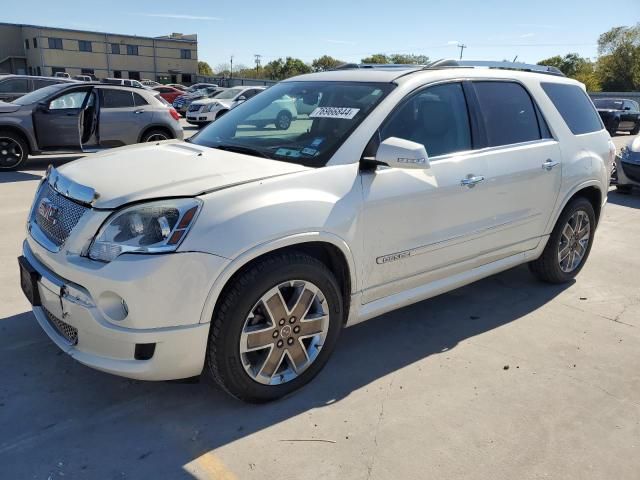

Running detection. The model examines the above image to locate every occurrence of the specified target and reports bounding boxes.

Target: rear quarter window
[541,83,603,135]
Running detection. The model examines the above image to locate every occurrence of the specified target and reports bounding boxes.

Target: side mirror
[375,137,430,169]
[236,96,247,102]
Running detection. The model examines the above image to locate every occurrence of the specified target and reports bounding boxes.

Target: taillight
[169,108,180,121]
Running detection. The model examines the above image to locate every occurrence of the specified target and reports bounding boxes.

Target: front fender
[197,231,358,324]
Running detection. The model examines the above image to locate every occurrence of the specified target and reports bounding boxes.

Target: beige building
[0,22,198,84]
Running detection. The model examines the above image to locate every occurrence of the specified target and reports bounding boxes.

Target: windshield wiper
[212,144,272,159]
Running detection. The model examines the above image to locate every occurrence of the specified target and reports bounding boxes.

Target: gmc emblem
[37,199,61,225]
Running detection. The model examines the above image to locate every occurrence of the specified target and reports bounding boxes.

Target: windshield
[215,88,245,100]
[13,84,65,105]
[190,81,394,167]
[594,99,624,110]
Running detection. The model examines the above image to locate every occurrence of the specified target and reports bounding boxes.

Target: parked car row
[594,97,640,136]
[0,81,183,170]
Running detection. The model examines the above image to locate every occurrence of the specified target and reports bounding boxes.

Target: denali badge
[376,251,411,264]
[37,198,61,225]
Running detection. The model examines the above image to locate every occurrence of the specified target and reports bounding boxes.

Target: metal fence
[589,91,640,102]
[194,75,278,88]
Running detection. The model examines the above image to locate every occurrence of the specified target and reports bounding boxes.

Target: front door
[33,88,90,150]
[361,82,493,303]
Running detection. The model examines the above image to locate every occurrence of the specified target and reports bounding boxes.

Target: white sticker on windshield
[309,107,360,120]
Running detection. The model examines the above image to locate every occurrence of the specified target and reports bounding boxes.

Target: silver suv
[0,82,184,170]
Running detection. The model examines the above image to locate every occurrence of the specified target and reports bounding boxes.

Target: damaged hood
[57,141,311,209]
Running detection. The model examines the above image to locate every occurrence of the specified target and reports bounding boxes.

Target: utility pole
[230,55,234,81]
[457,43,467,60]
[254,54,262,76]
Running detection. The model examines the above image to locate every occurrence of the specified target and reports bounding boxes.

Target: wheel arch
[0,124,35,153]
[549,182,604,232]
[199,233,356,326]
[138,124,174,143]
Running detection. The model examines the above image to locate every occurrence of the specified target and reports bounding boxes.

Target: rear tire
[205,252,343,403]
[141,129,172,142]
[529,197,596,284]
[0,130,29,171]
[608,121,619,136]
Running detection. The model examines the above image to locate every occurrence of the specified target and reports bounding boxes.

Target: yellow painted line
[183,451,238,480]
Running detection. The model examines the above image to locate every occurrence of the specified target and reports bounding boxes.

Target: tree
[596,24,640,91]
[263,57,312,80]
[312,55,344,72]
[198,61,213,76]
[538,53,601,91]
[361,53,390,64]
[389,54,430,65]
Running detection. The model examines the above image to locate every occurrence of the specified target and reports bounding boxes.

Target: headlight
[88,198,202,262]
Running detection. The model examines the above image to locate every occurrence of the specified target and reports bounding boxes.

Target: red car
[153,86,187,104]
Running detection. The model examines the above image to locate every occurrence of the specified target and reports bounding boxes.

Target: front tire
[529,197,596,283]
[206,252,343,402]
[275,110,292,130]
[0,130,29,171]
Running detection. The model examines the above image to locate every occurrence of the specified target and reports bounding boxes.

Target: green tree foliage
[596,24,640,91]
[198,61,214,76]
[361,53,429,65]
[263,57,312,80]
[538,53,601,91]
[311,55,345,72]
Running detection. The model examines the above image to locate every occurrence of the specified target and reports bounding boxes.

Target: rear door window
[0,78,29,93]
[541,83,603,135]
[101,89,135,108]
[133,93,149,106]
[473,81,541,147]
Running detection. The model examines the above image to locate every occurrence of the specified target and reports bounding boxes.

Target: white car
[20,61,613,402]
[186,86,273,127]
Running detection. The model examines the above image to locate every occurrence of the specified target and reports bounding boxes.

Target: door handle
[542,159,560,170]
[460,175,485,188]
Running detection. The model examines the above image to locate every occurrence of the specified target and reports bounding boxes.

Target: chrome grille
[43,307,78,345]
[188,103,202,112]
[32,183,89,247]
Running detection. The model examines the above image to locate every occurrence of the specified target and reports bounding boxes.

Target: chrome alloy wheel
[239,280,330,386]
[0,137,24,168]
[145,132,169,142]
[558,210,591,273]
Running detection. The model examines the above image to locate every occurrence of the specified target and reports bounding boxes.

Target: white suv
[186,86,270,126]
[20,61,613,402]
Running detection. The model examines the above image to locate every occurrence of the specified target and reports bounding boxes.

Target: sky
[4,0,639,70]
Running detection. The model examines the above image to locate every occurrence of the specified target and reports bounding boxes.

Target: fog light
[98,291,128,322]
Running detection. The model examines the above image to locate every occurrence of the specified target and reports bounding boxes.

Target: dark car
[0,82,183,170]
[0,75,76,102]
[593,98,640,136]
[172,86,225,116]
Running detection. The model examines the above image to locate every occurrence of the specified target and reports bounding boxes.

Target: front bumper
[22,239,229,380]
[617,152,640,186]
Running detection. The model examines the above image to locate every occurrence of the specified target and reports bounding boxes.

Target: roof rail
[334,63,424,70]
[424,59,565,77]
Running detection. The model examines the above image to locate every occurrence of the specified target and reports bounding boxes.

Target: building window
[28,66,33,75]
[113,70,122,78]
[111,43,120,54]
[51,67,66,74]
[81,68,95,77]
[128,71,141,80]
[182,73,192,83]
[78,40,92,52]
[180,49,192,59]
[126,45,138,56]
[25,39,30,50]
[36,66,41,76]
[33,37,37,48]
[48,38,63,49]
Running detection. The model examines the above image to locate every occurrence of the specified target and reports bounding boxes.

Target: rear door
[469,80,562,252]
[32,87,90,149]
[621,101,639,129]
[98,88,151,146]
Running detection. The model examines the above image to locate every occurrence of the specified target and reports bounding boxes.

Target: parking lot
[0,129,638,479]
